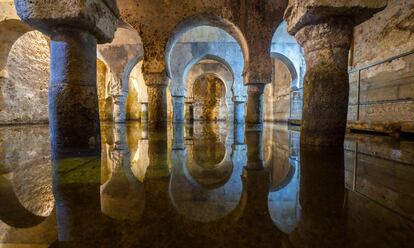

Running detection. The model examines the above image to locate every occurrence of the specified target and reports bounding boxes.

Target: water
[0,122,413,247]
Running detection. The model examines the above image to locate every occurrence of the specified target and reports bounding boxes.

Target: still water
[0,122,413,247]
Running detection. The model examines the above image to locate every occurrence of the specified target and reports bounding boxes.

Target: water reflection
[0,123,413,247]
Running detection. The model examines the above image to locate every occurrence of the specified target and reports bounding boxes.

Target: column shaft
[172,96,185,123]
[234,101,245,124]
[147,85,167,128]
[246,84,265,126]
[49,27,100,154]
[112,95,126,123]
[296,19,352,146]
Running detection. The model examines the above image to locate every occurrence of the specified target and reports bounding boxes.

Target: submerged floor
[0,122,413,247]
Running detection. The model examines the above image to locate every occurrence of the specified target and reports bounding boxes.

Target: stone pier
[285,0,387,146]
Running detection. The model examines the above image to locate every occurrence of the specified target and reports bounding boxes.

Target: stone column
[14,0,119,154]
[233,97,246,124]
[14,0,119,244]
[295,20,353,146]
[48,28,101,152]
[147,84,168,128]
[112,95,126,123]
[172,96,185,123]
[284,1,386,146]
[246,84,266,126]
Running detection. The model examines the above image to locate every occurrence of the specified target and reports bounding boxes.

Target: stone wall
[0,29,50,124]
[348,0,414,134]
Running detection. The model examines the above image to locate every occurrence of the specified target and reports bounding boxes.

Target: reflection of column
[147,81,168,128]
[140,121,149,140]
[146,126,169,179]
[172,96,185,123]
[101,124,145,222]
[185,97,194,123]
[246,84,266,126]
[112,94,126,123]
[140,102,148,122]
[289,145,345,248]
[172,123,185,151]
[245,125,264,170]
[232,124,247,169]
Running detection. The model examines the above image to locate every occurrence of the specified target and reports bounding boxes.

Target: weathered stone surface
[351,0,414,68]
[14,0,120,43]
[0,30,50,124]
[346,6,414,134]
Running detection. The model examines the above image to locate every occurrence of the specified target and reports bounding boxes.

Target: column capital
[144,71,169,88]
[284,0,387,36]
[14,0,119,43]
[247,84,266,94]
[233,96,247,103]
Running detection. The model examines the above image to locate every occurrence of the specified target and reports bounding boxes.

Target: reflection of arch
[0,175,50,228]
[268,159,296,192]
[97,59,113,121]
[122,54,144,95]
[169,123,245,223]
[100,126,145,222]
[186,139,230,189]
[165,13,249,79]
[268,158,301,234]
[169,149,244,223]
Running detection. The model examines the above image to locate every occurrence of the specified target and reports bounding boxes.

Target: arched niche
[0,19,50,124]
[125,60,148,121]
[97,59,113,122]
[168,25,246,100]
[98,20,144,122]
[265,21,306,123]
[165,13,249,80]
